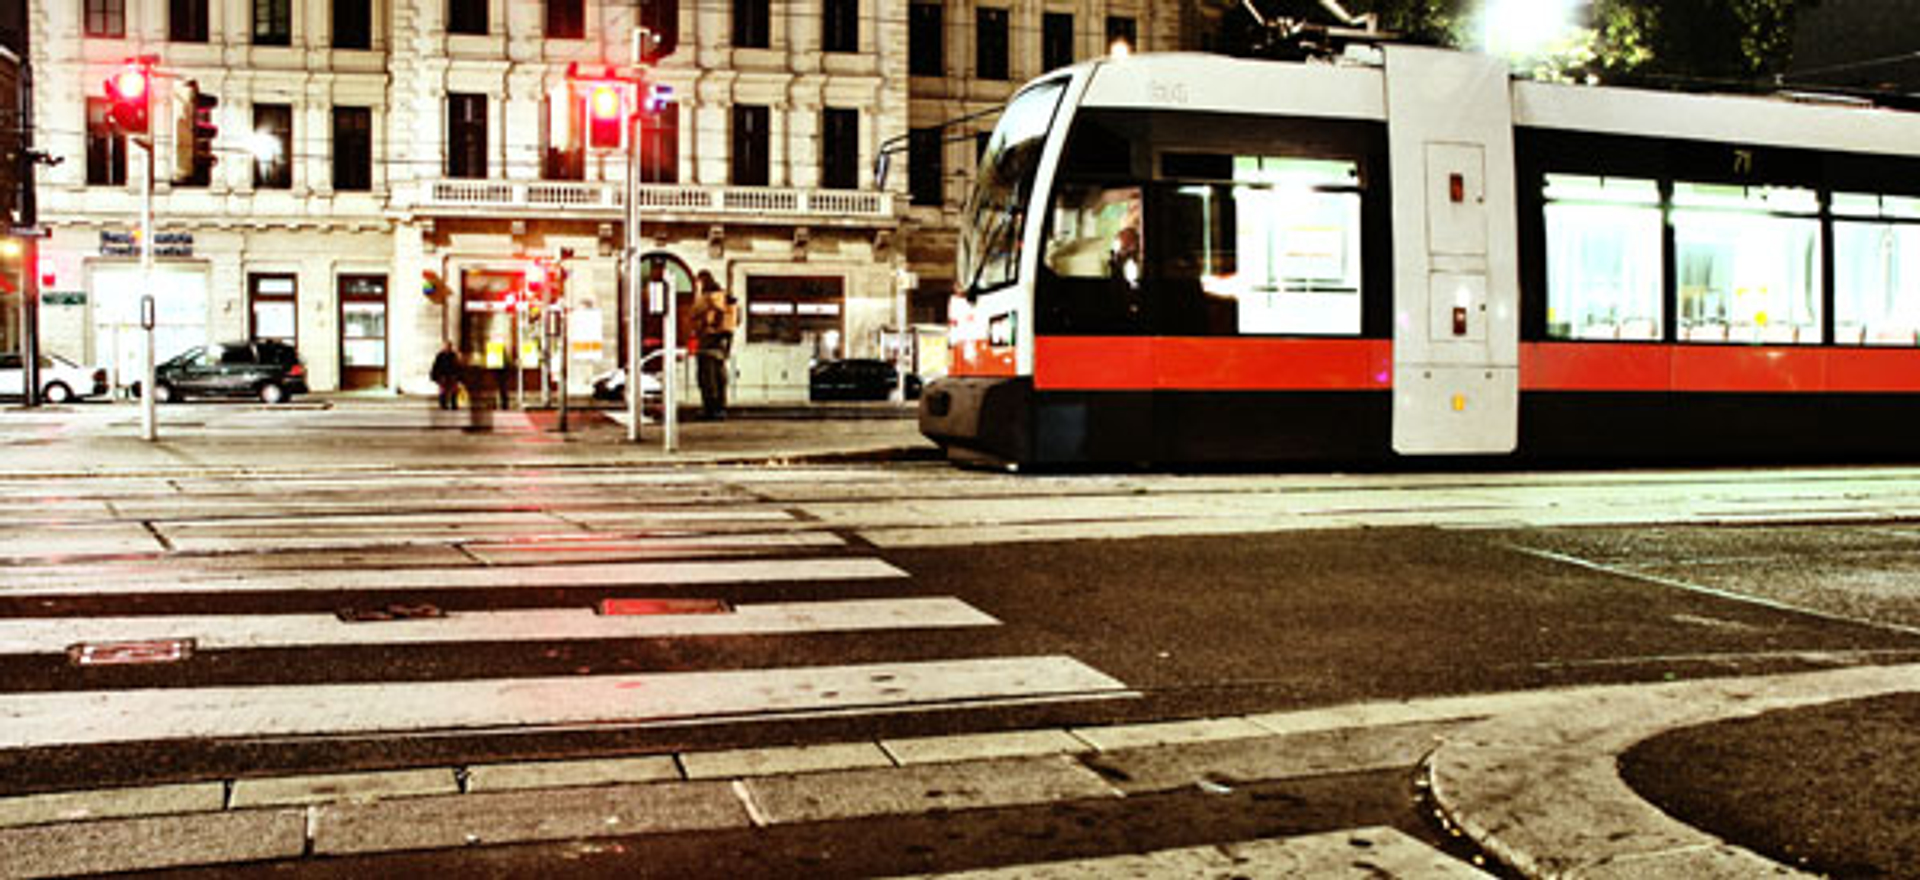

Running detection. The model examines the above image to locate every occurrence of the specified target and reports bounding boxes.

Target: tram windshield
[960,79,1068,296]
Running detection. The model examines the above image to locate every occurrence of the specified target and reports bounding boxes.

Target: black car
[809,359,921,402]
[141,340,309,404]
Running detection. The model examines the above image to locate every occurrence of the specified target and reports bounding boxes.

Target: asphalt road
[5,439,1920,875]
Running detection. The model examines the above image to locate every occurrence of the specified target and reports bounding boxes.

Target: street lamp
[1481,0,1577,59]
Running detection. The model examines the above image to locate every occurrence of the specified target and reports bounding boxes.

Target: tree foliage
[1222,0,1819,84]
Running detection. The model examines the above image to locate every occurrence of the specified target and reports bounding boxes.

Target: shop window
[332,107,373,192]
[977,8,1009,81]
[333,0,371,48]
[1834,193,1920,346]
[447,93,488,179]
[254,0,291,46]
[909,3,944,76]
[1673,182,1822,344]
[1542,174,1664,341]
[1043,13,1074,72]
[171,0,209,42]
[86,99,128,187]
[747,275,845,359]
[249,274,297,347]
[823,0,858,52]
[252,104,293,190]
[338,275,388,389]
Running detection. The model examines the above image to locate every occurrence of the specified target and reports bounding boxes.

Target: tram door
[1384,45,1520,455]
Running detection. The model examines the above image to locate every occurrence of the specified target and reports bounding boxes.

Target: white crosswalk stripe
[0,657,1133,750]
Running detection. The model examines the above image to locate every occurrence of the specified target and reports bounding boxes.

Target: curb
[1424,663,1920,879]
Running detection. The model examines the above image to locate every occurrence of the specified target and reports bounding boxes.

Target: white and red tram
[918,46,1920,466]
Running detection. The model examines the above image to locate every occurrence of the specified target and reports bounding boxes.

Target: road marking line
[0,657,1132,750]
[0,556,908,597]
[0,598,998,654]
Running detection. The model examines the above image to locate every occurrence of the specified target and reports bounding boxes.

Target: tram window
[1673,183,1821,344]
[1045,185,1142,282]
[1834,194,1920,346]
[1158,157,1362,336]
[1542,175,1663,341]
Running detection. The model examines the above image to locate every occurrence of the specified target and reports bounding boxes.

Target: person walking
[690,270,737,420]
[430,342,462,410]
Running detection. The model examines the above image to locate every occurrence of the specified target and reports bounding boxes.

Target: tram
[917,46,1920,466]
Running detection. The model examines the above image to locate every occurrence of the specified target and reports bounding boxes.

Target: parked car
[137,340,309,404]
[0,353,109,403]
[809,358,921,402]
[589,367,663,404]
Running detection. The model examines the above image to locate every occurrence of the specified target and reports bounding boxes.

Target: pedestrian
[430,342,462,410]
[690,269,737,420]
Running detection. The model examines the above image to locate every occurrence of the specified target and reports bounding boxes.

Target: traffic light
[103,65,151,134]
[587,84,623,149]
[170,81,219,181]
[526,261,548,301]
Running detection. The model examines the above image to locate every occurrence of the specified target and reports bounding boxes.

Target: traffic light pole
[138,134,156,442]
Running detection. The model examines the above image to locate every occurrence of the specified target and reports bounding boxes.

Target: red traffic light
[104,65,152,133]
[587,84,624,149]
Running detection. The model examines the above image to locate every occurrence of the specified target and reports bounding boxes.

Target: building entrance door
[339,275,388,389]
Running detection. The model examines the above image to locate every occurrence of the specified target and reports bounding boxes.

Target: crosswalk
[0,474,1135,753]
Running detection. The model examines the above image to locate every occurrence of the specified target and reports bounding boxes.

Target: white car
[0,353,109,403]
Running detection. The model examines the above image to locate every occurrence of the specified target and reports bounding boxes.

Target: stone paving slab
[1084,722,1460,797]
[880,729,1088,765]
[0,808,306,879]
[0,782,224,829]
[680,741,894,779]
[463,756,682,793]
[230,767,460,808]
[309,780,749,856]
[894,826,1495,879]
[1068,716,1271,751]
[741,755,1121,825]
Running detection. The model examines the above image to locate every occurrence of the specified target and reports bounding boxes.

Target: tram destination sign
[100,230,195,258]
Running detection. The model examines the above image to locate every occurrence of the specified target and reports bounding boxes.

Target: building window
[1542,175,1664,341]
[1043,12,1074,71]
[977,8,1009,80]
[823,0,858,52]
[821,108,858,190]
[1834,194,1920,345]
[731,105,770,187]
[746,276,845,357]
[447,93,488,179]
[638,0,679,61]
[449,0,488,35]
[85,0,125,38]
[542,94,584,181]
[1106,15,1136,52]
[252,103,293,190]
[249,274,298,347]
[332,107,372,192]
[170,0,209,42]
[909,3,944,77]
[85,99,128,187]
[333,0,372,49]
[640,103,679,183]
[547,0,584,39]
[255,0,291,45]
[909,127,942,207]
[733,0,770,48]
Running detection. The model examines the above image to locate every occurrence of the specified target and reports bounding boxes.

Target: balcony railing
[417,179,894,222]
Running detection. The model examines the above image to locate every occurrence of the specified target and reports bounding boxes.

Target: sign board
[41,291,85,307]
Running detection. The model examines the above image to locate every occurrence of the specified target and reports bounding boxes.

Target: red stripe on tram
[1522,343,1920,393]
[1034,337,1393,392]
